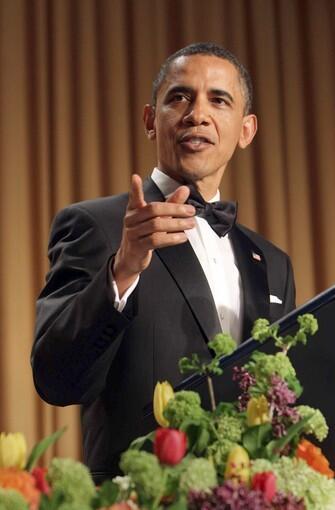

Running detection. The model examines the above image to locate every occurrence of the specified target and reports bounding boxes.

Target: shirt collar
[151,167,220,202]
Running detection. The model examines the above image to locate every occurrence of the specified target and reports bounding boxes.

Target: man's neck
[153,167,220,202]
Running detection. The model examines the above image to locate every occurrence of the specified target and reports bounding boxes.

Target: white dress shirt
[111,168,243,344]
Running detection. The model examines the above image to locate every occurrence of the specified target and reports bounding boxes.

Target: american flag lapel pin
[252,251,261,262]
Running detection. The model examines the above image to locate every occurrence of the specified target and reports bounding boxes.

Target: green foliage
[119,450,164,505]
[180,419,212,455]
[244,351,302,397]
[47,458,95,507]
[25,428,66,471]
[164,391,205,429]
[91,480,120,509]
[179,458,217,494]
[264,415,312,460]
[0,489,28,510]
[179,333,236,378]
[129,431,155,450]
[242,416,312,462]
[164,457,193,497]
[39,492,65,510]
[242,423,273,459]
[296,405,329,442]
[252,314,318,352]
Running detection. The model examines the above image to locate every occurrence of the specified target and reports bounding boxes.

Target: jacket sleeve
[31,205,137,406]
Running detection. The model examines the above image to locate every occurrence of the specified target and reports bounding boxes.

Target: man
[31,43,295,482]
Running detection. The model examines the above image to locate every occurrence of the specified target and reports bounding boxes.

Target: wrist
[112,252,140,298]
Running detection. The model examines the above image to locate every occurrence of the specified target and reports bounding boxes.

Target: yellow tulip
[0,432,27,469]
[153,381,174,427]
[246,395,270,427]
[224,445,250,484]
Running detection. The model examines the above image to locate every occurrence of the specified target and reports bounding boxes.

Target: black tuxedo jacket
[31,178,295,483]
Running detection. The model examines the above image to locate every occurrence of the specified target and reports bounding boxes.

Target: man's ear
[238,114,257,149]
[143,104,156,140]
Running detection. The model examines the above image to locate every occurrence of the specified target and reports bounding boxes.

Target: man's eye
[171,94,188,102]
[212,97,229,105]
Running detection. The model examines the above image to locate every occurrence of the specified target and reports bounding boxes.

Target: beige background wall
[0,0,334,461]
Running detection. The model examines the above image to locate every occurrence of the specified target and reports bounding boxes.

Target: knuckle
[147,203,156,215]
[149,232,161,247]
[150,217,162,231]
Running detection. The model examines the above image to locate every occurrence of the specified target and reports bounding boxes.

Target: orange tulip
[0,467,40,509]
[296,439,334,478]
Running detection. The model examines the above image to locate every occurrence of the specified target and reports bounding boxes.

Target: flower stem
[207,375,216,411]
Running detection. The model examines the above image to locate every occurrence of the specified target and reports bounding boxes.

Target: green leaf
[129,430,155,450]
[166,495,188,510]
[39,490,65,510]
[180,420,211,455]
[264,415,312,460]
[242,423,272,458]
[212,402,237,417]
[92,480,120,508]
[25,427,66,471]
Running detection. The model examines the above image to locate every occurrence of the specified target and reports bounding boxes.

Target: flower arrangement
[1,314,334,510]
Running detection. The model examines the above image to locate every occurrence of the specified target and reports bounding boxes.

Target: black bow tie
[187,185,237,237]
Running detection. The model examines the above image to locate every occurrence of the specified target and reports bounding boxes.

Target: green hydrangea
[179,458,217,494]
[216,414,245,443]
[297,314,318,336]
[164,391,205,428]
[120,450,164,504]
[206,439,237,476]
[245,351,302,396]
[0,489,28,510]
[47,458,95,506]
[208,333,236,357]
[296,405,329,442]
[251,318,278,342]
[252,456,335,510]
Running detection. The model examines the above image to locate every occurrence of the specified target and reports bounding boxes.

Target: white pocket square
[270,294,282,304]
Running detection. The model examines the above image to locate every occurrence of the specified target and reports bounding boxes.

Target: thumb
[128,174,147,210]
[166,185,190,204]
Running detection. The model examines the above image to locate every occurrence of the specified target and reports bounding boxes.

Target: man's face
[144,54,257,196]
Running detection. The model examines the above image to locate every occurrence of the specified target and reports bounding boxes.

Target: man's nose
[182,98,210,126]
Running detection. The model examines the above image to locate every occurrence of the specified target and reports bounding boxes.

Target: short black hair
[152,42,253,114]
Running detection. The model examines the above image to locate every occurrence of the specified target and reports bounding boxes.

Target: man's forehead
[158,54,242,95]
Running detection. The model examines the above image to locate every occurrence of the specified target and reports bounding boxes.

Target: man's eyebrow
[164,86,234,104]
[209,89,234,103]
[165,85,193,97]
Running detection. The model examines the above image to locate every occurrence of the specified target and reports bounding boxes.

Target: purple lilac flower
[271,492,306,509]
[232,367,256,411]
[267,375,300,438]
[188,482,306,510]
[188,482,270,509]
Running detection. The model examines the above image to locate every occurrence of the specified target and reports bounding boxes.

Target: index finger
[128,174,147,210]
[166,185,191,205]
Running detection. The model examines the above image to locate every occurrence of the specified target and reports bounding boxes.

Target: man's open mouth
[178,134,214,150]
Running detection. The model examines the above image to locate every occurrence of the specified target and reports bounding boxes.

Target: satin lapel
[155,243,222,343]
[229,225,270,340]
[143,178,221,343]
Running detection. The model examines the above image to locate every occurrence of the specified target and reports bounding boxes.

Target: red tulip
[31,467,51,495]
[252,471,276,502]
[154,428,187,465]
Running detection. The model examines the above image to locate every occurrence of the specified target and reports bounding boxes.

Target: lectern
[146,285,335,465]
